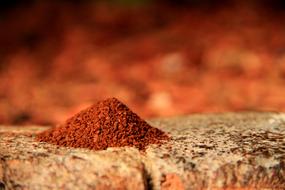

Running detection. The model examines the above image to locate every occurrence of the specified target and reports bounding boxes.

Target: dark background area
[1,0,285,125]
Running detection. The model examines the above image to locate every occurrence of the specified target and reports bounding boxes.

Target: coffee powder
[36,97,169,150]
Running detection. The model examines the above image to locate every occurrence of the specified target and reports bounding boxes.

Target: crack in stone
[142,163,154,190]
[0,158,7,190]
[0,181,5,190]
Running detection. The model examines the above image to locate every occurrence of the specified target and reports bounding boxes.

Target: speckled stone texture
[0,113,285,190]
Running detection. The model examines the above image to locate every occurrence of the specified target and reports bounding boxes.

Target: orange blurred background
[1,0,285,125]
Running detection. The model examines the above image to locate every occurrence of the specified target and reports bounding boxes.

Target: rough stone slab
[0,113,285,190]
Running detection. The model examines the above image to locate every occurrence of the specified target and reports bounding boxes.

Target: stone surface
[0,113,285,190]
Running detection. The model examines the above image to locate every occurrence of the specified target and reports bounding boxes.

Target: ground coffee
[36,97,169,150]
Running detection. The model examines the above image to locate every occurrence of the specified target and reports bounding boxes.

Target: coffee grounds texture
[36,97,169,151]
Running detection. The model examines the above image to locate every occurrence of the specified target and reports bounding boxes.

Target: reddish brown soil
[36,97,169,150]
[1,2,285,125]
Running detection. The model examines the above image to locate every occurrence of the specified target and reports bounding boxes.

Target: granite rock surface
[0,113,285,190]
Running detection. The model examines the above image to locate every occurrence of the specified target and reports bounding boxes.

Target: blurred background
[1,0,285,125]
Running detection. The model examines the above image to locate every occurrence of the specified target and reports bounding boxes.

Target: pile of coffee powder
[36,98,169,150]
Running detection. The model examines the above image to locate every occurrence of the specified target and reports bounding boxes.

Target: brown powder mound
[36,97,169,150]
